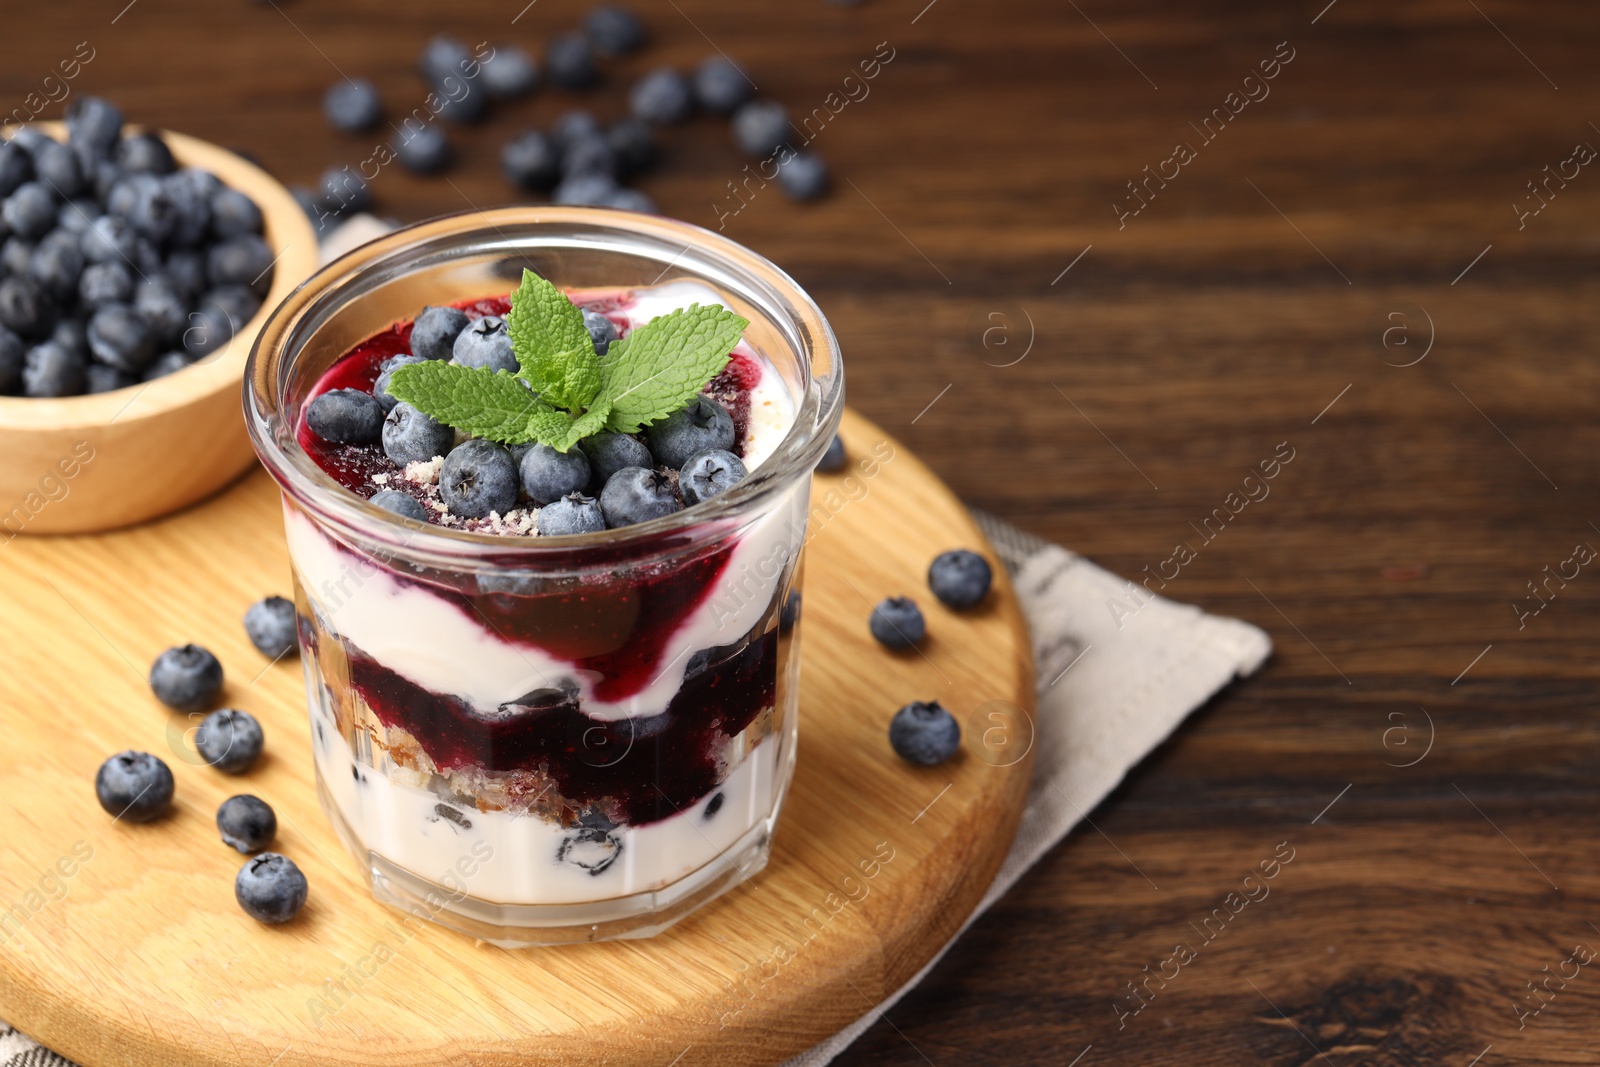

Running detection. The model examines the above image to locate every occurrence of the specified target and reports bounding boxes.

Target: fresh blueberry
[481,44,539,99]
[22,342,84,396]
[585,5,646,55]
[605,188,657,214]
[162,169,218,247]
[235,852,308,924]
[418,34,471,84]
[580,432,652,485]
[0,325,24,392]
[316,166,371,217]
[1,237,33,277]
[80,214,139,264]
[8,128,53,156]
[94,751,174,823]
[599,466,682,528]
[551,110,603,154]
[149,643,224,712]
[546,33,599,89]
[537,491,606,535]
[207,235,274,296]
[307,388,384,445]
[928,549,993,609]
[164,248,207,300]
[0,277,58,338]
[372,353,424,411]
[323,78,383,133]
[778,152,829,201]
[195,708,264,773]
[371,489,429,521]
[869,596,926,648]
[560,133,616,178]
[4,182,58,240]
[630,68,693,124]
[732,100,792,157]
[817,433,846,472]
[451,315,517,372]
[135,278,189,346]
[200,285,262,335]
[65,97,124,169]
[132,236,163,277]
[694,56,753,115]
[183,304,234,360]
[432,81,490,126]
[581,308,616,356]
[51,319,88,358]
[888,700,961,766]
[32,139,85,199]
[141,351,190,382]
[402,308,465,366]
[108,173,176,243]
[209,188,263,239]
[117,133,175,176]
[0,142,33,198]
[383,401,456,466]
[394,124,452,175]
[243,595,297,659]
[441,438,520,518]
[607,118,655,176]
[90,160,124,203]
[519,442,590,505]
[28,231,84,302]
[55,197,102,234]
[78,260,133,305]
[501,130,559,190]
[553,171,619,207]
[217,795,276,853]
[680,448,747,505]
[87,302,157,372]
[646,396,735,468]
[89,362,138,392]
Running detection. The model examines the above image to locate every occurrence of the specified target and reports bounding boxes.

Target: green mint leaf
[523,394,612,453]
[554,396,613,453]
[387,361,545,444]
[505,268,601,413]
[599,303,749,433]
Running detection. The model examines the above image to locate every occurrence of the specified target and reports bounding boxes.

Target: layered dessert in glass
[245,209,842,944]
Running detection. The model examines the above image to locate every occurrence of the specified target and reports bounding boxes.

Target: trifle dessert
[246,209,842,944]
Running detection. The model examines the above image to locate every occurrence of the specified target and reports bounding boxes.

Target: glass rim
[243,206,844,560]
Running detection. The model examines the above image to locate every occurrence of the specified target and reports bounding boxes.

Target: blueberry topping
[210,188,263,239]
[234,852,308,924]
[307,388,384,444]
[557,827,622,875]
[680,448,747,505]
[599,466,682,528]
[440,438,520,518]
[928,549,993,609]
[553,171,619,207]
[579,432,652,486]
[630,68,693,125]
[778,152,829,201]
[732,100,792,157]
[537,491,606,535]
[409,304,469,361]
[149,643,224,712]
[581,308,616,356]
[383,401,456,467]
[33,140,86,199]
[108,173,176,243]
[645,395,735,468]
[29,231,85,303]
[79,260,132,305]
[480,44,539,99]
[86,302,156,372]
[817,433,846,472]
[207,235,274,295]
[217,795,277,853]
[243,595,297,659]
[889,700,961,766]
[116,133,175,176]
[21,341,84,396]
[451,314,517,372]
[372,353,425,411]
[323,78,383,133]
[89,363,139,392]
[694,56,753,115]
[501,130,560,191]
[584,5,646,56]
[94,751,174,823]
[195,708,265,774]
[546,33,599,89]
[519,442,590,505]
[371,489,429,521]
[607,118,655,176]
[393,124,452,175]
[869,596,926,649]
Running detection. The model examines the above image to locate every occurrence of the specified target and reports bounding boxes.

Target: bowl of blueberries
[0,97,318,535]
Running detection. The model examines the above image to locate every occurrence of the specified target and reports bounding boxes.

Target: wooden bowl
[0,124,318,535]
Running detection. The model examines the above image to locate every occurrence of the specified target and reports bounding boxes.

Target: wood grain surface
[0,409,1032,1066]
[2,0,1599,1063]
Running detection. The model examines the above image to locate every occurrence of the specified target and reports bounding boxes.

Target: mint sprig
[387,269,749,453]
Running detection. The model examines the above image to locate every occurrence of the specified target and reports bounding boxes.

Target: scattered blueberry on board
[869,596,926,649]
[243,595,298,659]
[323,79,383,133]
[149,644,224,712]
[217,794,277,853]
[235,852,308,924]
[94,751,175,822]
[195,708,265,774]
[928,549,993,609]
[889,700,962,766]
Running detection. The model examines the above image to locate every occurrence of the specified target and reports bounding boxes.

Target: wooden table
[5,0,1598,1062]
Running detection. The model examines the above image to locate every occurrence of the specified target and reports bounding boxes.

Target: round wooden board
[0,408,1035,1067]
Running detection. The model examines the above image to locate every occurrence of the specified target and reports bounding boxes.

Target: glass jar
[245,208,843,945]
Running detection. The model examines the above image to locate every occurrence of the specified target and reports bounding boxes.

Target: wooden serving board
[0,408,1035,1067]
